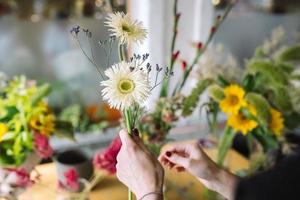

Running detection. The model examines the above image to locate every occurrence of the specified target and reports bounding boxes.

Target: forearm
[198,169,238,200]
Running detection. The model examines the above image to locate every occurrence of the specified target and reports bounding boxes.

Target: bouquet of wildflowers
[182,26,300,171]
[0,74,73,199]
[72,10,172,199]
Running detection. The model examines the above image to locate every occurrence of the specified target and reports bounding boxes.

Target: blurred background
[0,0,299,151]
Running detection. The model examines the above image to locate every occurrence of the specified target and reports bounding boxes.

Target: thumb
[167,153,190,168]
[119,129,134,147]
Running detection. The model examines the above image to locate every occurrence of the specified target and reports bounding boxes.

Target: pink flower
[34,132,53,159]
[64,168,79,191]
[7,168,32,187]
[93,137,122,174]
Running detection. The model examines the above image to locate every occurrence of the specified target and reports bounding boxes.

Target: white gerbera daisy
[101,62,150,110]
[105,12,147,45]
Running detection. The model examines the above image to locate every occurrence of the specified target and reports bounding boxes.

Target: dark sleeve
[235,152,300,200]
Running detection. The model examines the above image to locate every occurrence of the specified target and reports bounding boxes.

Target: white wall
[129,0,214,111]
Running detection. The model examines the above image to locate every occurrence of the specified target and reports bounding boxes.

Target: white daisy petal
[105,12,147,45]
[101,62,151,110]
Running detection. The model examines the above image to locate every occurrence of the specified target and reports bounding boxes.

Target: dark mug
[53,149,94,183]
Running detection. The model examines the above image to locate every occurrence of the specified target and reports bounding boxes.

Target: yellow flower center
[118,79,135,94]
[228,95,239,105]
[121,24,133,34]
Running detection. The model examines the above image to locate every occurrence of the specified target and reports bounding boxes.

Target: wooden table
[17,149,248,200]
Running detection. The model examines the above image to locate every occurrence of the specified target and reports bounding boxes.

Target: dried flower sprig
[71,26,118,79]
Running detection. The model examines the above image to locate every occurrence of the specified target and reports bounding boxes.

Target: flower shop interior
[0,0,300,200]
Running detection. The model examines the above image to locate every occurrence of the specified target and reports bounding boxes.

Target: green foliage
[59,104,81,128]
[217,75,230,87]
[252,127,278,152]
[242,74,255,92]
[247,60,288,86]
[208,84,224,102]
[54,120,75,140]
[182,79,213,116]
[0,76,72,167]
[272,86,293,112]
[245,92,271,125]
[31,84,52,106]
[276,45,300,62]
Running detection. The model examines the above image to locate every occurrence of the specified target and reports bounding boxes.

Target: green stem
[128,190,133,200]
[124,109,133,135]
[159,0,179,98]
[173,2,235,96]
[217,126,235,166]
[118,43,133,200]
[118,44,125,61]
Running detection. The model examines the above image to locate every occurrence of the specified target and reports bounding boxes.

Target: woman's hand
[116,129,164,200]
[159,141,238,200]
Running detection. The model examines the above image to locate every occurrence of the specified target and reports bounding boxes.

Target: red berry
[176,13,181,20]
[217,15,222,20]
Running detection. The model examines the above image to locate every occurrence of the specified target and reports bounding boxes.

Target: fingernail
[132,128,139,137]
[176,167,185,172]
[166,151,172,157]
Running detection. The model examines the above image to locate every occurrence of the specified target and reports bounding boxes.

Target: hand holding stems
[159,141,238,200]
[116,129,164,200]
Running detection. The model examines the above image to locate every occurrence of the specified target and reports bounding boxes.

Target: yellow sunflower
[269,108,284,137]
[30,113,56,137]
[227,104,258,135]
[220,84,247,114]
[0,123,8,141]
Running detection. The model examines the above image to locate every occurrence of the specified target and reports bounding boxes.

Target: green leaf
[245,93,271,125]
[13,136,22,157]
[254,47,264,58]
[59,104,81,128]
[0,106,18,122]
[208,84,224,102]
[277,45,300,62]
[217,75,230,87]
[182,79,213,116]
[252,128,278,152]
[54,120,75,140]
[240,107,257,121]
[89,121,109,132]
[21,131,33,149]
[242,74,255,92]
[31,84,52,106]
[247,60,288,86]
[276,62,294,74]
[272,86,293,112]
[1,132,17,141]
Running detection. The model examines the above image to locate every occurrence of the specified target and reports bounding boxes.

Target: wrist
[211,169,238,200]
[138,192,164,200]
